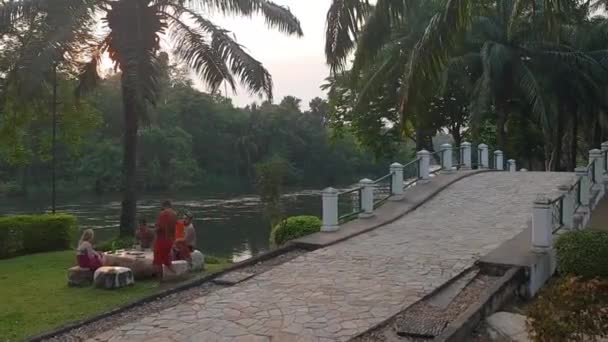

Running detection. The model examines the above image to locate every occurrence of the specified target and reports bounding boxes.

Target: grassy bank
[0,250,231,341]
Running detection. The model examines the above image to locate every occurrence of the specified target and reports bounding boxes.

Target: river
[0,191,322,261]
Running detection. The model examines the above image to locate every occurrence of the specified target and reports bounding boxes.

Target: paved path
[89,172,573,342]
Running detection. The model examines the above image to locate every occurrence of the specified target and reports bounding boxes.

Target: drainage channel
[350,265,515,342]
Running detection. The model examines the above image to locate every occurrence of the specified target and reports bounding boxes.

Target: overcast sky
[193,0,331,109]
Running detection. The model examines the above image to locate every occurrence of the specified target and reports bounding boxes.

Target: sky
[194,0,332,109]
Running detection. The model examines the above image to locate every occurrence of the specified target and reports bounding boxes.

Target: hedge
[271,215,321,246]
[0,214,77,259]
[555,230,608,278]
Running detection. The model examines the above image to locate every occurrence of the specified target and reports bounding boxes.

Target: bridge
[85,142,607,342]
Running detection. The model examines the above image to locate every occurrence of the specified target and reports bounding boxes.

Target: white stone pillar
[390,162,404,198]
[590,149,602,186]
[441,143,453,172]
[321,187,339,232]
[462,142,472,169]
[532,196,553,253]
[359,178,375,218]
[602,142,608,172]
[508,159,516,172]
[417,149,430,181]
[479,144,489,169]
[558,184,575,230]
[575,167,590,207]
[494,150,504,170]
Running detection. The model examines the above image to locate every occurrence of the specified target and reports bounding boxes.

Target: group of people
[76,200,197,281]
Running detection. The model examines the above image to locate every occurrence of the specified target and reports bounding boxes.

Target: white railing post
[462,142,472,169]
[390,162,404,198]
[418,149,430,181]
[575,167,590,207]
[479,144,489,169]
[558,184,575,230]
[508,159,516,172]
[359,178,375,218]
[590,149,602,187]
[321,187,339,232]
[441,143,453,172]
[494,150,504,170]
[532,196,552,253]
[601,141,608,173]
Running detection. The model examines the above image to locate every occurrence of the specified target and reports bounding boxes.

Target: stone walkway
[88,172,573,342]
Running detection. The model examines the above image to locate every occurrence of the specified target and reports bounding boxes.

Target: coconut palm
[1,0,302,236]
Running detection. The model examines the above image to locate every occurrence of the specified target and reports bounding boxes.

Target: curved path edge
[293,169,492,250]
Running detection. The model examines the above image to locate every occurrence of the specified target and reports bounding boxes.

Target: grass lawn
[0,250,232,342]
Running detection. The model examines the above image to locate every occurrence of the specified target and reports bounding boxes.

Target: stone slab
[486,312,529,342]
[213,271,255,285]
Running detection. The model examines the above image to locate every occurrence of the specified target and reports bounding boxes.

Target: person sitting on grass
[77,229,104,271]
[136,218,154,249]
[183,211,197,252]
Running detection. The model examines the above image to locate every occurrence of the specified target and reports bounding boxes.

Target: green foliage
[271,215,321,246]
[96,236,135,252]
[526,276,608,342]
[0,214,77,259]
[555,230,608,278]
[204,255,232,265]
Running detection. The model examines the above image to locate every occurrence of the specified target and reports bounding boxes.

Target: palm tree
[2,0,302,236]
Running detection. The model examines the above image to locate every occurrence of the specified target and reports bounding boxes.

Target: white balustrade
[359,178,375,218]
[532,196,552,253]
[508,159,516,172]
[321,187,339,232]
[462,142,472,169]
[418,149,431,181]
[390,162,404,198]
[479,144,489,169]
[494,150,504,170]
[441,143,453,172]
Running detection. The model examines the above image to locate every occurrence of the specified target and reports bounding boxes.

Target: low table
[103,249,155,279]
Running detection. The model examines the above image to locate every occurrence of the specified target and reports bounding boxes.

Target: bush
[0,214,77,259]
[97,237,134,252]
[271,215,321,246]
[527,276,608,342]
[555,230,608,278]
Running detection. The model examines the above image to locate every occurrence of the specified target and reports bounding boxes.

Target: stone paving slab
[87,172,573,342]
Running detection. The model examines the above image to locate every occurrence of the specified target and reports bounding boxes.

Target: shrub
[527,276,608,342]
[0,214,77,259]
[555,230,608,278]
[97,237,135,252]
[271,215,321,246]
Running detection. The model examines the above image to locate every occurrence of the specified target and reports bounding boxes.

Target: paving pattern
[88,172,574,342]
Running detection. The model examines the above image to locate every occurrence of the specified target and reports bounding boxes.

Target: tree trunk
[119,84,139,237]
[553,110,564,171]
[569,114,578,171]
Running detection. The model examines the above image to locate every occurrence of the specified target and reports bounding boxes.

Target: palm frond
[325,0,370,71]
[0,0,41,33]
[513,60,547,127]
[186,0,302,36]
[167,13,236,95]
[168,7,273,99]
[399,0,473,129]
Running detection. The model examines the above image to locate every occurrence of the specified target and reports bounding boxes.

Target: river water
[0,191,322,261]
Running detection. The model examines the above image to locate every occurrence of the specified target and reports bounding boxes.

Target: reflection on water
[0,191,322,261]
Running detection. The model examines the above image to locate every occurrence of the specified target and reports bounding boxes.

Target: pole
[51,64,57,214]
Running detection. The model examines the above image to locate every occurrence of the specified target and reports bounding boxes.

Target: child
[77,229,103,271]
[136,218,154,249]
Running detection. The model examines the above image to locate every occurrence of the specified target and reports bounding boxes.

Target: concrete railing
[321,142,514,232]
[531,144,608,252]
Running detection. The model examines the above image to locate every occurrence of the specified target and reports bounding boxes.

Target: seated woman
[77,229,103,271]
[136,218,154,249]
